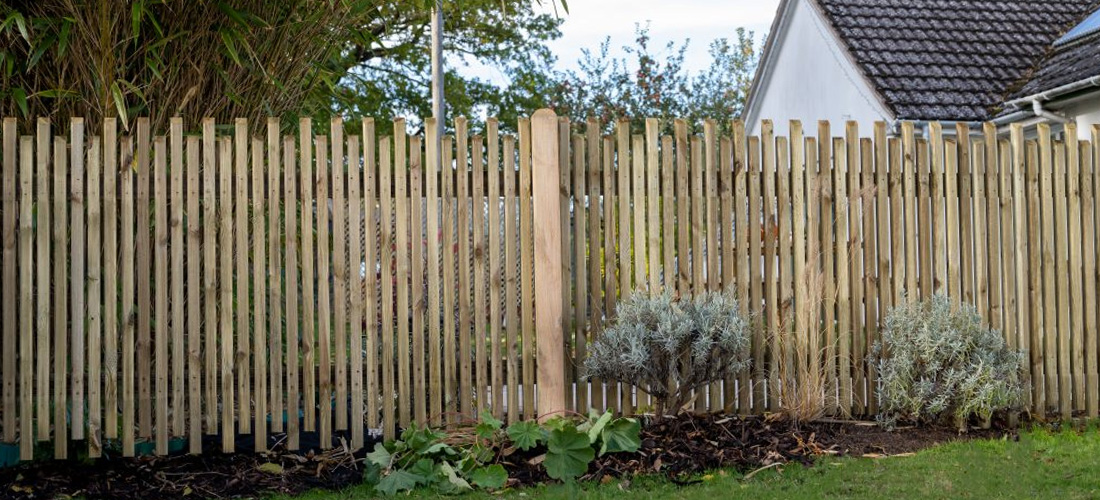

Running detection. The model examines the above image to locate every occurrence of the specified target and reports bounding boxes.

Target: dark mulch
[583,414,1015,482]
[0,416,1015,499]
[0,434,369,500]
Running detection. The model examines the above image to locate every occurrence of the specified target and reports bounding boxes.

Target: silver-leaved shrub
[583,291,751,415]
[872,294,1025,429]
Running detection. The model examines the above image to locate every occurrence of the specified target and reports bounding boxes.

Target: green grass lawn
[274,425,1100,500]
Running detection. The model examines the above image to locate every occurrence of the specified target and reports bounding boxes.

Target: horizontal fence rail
[0,113,1098,462]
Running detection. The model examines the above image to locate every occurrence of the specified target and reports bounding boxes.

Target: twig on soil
[742,462,783,481]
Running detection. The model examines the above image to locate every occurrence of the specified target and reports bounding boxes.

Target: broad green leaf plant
[365,409,641,495]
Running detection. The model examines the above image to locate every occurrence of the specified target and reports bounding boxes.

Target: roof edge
[804,0,896,119]
[743,0,797,127]
[744,0,897,127]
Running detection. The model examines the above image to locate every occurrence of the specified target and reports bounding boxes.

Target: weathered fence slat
[1,119,15,446]
[252,136,268,451]
[6,114,1100,463]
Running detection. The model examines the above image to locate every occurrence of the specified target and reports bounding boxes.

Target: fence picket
[363,120,379,429]
[775,136,792,414]
[218,137,235,453]
[316,133,333,447]
[455,118,473,418]
[332,119,349,432]
[487,125,503,419]
[1025,137,1046,417]
[185,133,201,453]
[8,113,1100,458]
[379,134,396,438]
[1054,137,1072,418]
[87,136,103,456]
[36,120,51,444]
[736,125,751,413]
[169,120,185,440]
[0,119,14,446]
[520,120,536,419]
[973,139,989,319]
[441,134,456,423]
[154,135,169,455]
[135,122,151,446]
[120,133,135,456]
[201,121,218,438]
[1066,127,1086,414]
[19,136,33,460]
[426,121,443,425]
[300,120,317,434]
[348,134,364,442]
[411,132,426,426]
[52,135,69,459]
[70,120,86,441]
[847,123,864,414]
[1088,133,1100,418]
[252,137,268,451]
[985,125,1004,333]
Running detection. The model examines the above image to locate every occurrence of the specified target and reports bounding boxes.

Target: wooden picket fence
[0,111,1098,462]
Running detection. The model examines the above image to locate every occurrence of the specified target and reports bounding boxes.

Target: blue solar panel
[1056,8,1100,46]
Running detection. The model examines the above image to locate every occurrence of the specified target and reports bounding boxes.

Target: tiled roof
[814,0,1100,121]
[1010,33,1100,99]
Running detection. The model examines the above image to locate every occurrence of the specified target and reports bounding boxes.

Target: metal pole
[431,1,445,142]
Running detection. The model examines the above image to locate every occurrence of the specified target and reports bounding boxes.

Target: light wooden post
[532,109,564,419]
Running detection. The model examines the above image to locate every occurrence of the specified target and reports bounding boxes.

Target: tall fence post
[532,109,565,419]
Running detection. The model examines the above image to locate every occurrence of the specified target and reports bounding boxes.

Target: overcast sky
[536,0,782,73]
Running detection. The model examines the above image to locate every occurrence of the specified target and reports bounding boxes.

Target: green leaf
[506,420,544,451]
[109,82,128,129]
[366,442,393,468]
[33,89,79,99]
[476,409,503,439]
[408,458,436,479]
[220,30,242,67]
[544,425,594,481]
[583,411,613,444]
[540,417,571,432]
[26,35,55,70]
[57,19,72,56]
[438,461,473,492]
[420,442,451,456]
[130,0,144,40]
[469,464,508,489]
[599,418,641,456]
[363,460,382,485]
[375,470,422,496]
[217,2,252,28]
[11,13,29,44]
[11,88,27,117]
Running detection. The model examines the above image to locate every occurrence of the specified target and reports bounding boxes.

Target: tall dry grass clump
[771,250,829,423]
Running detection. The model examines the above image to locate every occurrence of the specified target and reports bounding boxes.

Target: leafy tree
[0,0,563,132]
[547,25,760,134]
[332,1,563,133]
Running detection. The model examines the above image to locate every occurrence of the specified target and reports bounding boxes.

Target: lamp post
[431,0,445,143]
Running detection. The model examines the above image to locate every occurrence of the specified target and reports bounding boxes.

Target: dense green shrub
[584,291,751,415]
[872,294,1025,429]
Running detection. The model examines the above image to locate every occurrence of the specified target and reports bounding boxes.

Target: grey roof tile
[815,0,1100,121]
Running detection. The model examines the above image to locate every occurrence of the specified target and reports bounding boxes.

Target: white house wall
[747,0,891,136]
[1060,98,1100,140]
